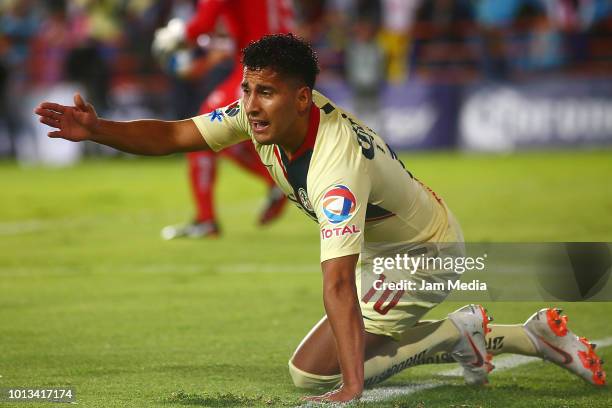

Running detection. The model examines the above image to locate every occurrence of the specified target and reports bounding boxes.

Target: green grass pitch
[1,149,611,407]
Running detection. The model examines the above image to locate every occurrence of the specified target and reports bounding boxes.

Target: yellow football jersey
[192,91,459,263]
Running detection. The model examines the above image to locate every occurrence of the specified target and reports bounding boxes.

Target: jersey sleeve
[309,145,371,263]
[191,100,250,152]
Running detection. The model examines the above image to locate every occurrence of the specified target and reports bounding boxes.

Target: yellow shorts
[357,213,465,340]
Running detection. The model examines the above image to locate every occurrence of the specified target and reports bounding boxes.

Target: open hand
[302,385,362,403]
[34,93,99,142]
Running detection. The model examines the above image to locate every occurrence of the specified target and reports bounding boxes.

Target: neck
[279,105,312,160]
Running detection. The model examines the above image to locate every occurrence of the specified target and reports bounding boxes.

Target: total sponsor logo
[322,185,356,224]
[321,224,361,240]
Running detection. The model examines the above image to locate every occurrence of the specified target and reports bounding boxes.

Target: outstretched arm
[34,93,209,155]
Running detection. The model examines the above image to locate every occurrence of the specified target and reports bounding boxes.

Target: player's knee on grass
[288,360,341,389]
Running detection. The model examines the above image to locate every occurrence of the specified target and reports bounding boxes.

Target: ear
[296,86,312,114]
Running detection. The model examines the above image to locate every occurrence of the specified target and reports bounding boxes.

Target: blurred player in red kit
[154,0,294,239]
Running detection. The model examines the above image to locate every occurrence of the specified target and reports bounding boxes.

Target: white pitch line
[0,219,48,235]
[217,263,317,274]
[440,354,537,376]
[0,201,264,236]
[297,336,612,406]
[297,383,440,408]
[359,383,440,403]
[439,335,612,377]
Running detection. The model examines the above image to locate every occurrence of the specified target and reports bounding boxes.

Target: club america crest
[298,188,313,212]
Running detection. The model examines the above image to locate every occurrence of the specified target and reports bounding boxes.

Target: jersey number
[361,274,403,315]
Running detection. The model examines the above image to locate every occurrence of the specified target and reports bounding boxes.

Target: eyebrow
[241,82,276,92]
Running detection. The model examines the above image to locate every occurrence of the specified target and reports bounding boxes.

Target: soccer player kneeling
[35,34,605,403]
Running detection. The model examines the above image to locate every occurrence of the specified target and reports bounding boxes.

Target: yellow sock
[364,319,460,387]
[486,324,538,356]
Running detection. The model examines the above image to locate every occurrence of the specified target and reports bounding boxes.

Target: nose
[243,92,260,117]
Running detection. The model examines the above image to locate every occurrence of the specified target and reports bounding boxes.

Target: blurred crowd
[310,0,612,85]
[1,0,611,162]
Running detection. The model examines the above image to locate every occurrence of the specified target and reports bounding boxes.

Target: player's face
[241,67,310,147]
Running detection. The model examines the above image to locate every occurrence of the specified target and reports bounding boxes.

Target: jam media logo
[224,101,240,117]
[322,185,356,224]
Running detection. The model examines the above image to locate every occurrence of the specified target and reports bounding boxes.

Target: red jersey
[186,0,294,53]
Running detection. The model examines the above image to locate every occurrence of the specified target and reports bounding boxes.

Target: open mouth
[250,120,270,133]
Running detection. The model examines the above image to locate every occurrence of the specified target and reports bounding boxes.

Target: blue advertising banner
[459,79,612,151]
[318,78,612,151]
[380,82,460,150]
[317,79,459,150]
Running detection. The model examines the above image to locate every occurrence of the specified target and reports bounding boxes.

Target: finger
[301,395,324,402]
[36,108,62,121]
[38,102,66,113]
[74,93,86,110]
[39,116,60,128]
[76,94,95,115]
[48,131,64,138]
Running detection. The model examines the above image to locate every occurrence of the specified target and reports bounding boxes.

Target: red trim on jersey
[289,104,320,162]
[273,146,289,179]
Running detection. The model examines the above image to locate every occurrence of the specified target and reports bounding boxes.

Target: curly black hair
[241,34,320,89]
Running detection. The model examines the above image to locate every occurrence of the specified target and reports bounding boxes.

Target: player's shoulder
[218,99,250,130]
[313,91,357,144]
[308,92,368,193]
[312,90,345,126]
[191,98,251,151]
[312,90,371,159]
[193,98,245,123]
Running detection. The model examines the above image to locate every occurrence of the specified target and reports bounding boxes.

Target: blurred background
[1,0,612,165]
